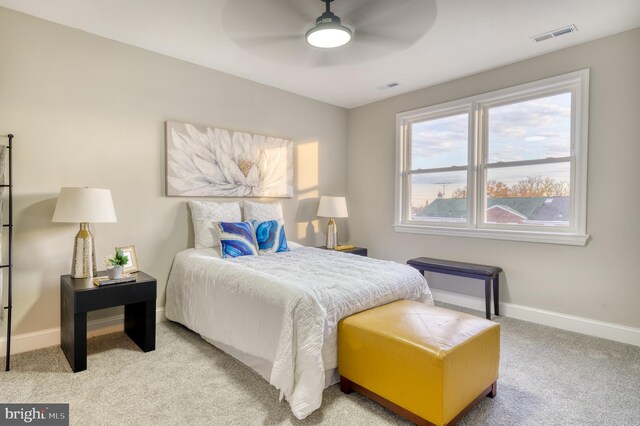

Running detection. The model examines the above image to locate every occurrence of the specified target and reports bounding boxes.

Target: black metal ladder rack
[2,134,14,371]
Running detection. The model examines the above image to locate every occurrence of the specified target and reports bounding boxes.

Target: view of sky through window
[410,113,468,170]
[410,113,468,209]
[410,93,572,212]
[488,92,571,163]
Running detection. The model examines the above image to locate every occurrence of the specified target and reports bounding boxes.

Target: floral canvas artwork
[166,121,293,197]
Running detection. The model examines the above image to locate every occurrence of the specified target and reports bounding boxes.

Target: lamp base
[71,223,97,279]
[325,217,337,249]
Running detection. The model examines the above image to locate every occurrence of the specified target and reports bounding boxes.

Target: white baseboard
[430,288,640,347]
[0,308,166,356]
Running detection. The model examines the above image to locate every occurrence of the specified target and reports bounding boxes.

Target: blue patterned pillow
[214,221,258,258]
[252,219,289,254]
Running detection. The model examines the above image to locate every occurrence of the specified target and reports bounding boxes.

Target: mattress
[165,244,432,419]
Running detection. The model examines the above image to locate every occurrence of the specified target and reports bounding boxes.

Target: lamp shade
[52,187,117,223]
[306,25,352,48]
[317,196,348,218]
[305,1,352,49]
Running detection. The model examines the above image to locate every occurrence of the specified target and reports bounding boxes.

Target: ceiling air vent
[531,25,577,43]
[376,81,400,90]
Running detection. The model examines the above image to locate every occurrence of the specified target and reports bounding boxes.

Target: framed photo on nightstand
[116,245,139,273]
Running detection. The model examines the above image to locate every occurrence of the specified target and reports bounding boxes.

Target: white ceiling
[1,0,639,109]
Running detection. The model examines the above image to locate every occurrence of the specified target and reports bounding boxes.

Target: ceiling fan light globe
[306,25,352,48]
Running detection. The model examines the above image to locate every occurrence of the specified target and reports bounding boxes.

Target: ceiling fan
[305,0,352,49]
[222,0,437,67]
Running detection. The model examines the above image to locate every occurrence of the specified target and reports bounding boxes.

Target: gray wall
[1,6,638,340]
[347,29,640,328]
[0,7,348,336]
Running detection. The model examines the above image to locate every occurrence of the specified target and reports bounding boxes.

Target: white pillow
[244,201,284,222]
[188,201,241,249]
[287,241,304,250]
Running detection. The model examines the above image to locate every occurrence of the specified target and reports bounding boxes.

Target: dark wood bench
[407,257,502,320]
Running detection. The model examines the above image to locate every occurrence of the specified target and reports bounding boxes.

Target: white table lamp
[317,196,348,249]
[52,187,117,278]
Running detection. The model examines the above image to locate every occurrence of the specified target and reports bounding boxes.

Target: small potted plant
[104,248,129,279]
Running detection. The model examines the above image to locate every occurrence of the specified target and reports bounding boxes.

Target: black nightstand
[317,246,368,257]
[60,271,157,372]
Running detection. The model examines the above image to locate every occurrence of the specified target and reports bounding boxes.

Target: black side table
[60,271,157,372]
[317,246,368,257]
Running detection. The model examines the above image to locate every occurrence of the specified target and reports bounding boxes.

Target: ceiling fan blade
[306,52,343,68]
[353,31,414,48]
[334,0,407,27]
[352,0,436,47]
[223,0,313,37]
[331,0,371,20]
[279,0,319,24]
[234,35,299,48]
[334,0,436,28]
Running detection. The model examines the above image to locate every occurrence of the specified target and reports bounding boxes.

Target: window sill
[393,223,589,246]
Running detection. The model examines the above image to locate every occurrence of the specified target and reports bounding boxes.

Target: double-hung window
[395,70,589,245]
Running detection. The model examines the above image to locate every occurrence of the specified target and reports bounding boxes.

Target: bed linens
[165,246,432,419]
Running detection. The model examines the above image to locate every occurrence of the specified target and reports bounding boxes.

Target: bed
[165,242,432,419]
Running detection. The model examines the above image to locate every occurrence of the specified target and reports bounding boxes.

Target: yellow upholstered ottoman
[338,300,500,426]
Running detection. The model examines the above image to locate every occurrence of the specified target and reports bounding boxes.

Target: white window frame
[394,69,590,246]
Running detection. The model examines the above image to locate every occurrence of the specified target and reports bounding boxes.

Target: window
[395,70,589,245]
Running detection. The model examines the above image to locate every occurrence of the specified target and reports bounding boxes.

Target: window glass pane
[488,93,571,163]
[410,171,467,222]
[411,113,468,170]
[485,162,570,226]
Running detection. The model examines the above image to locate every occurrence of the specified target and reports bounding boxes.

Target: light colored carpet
[1,304,639,426]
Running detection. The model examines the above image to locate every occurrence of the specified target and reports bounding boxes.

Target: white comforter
[165,246,432,419]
